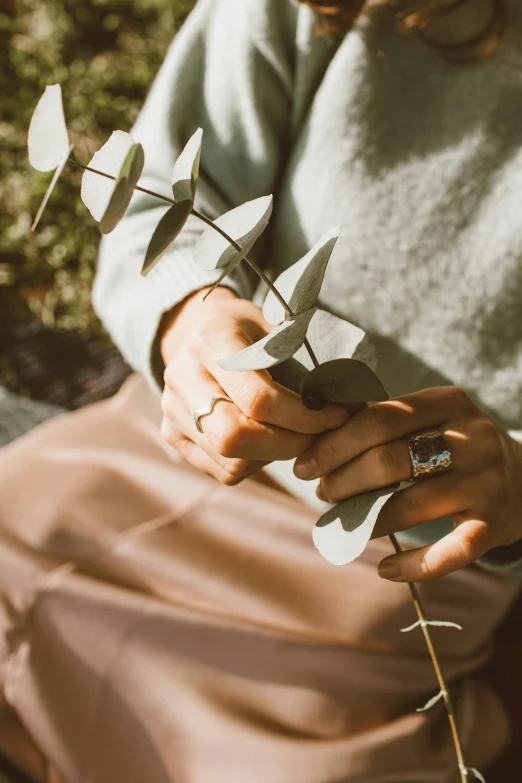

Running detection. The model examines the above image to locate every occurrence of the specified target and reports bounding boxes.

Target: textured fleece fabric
[93,0,522,574]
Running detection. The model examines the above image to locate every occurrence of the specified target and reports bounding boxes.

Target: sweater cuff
[476,428,522,578]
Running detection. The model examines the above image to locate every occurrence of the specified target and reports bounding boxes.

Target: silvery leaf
[81,130,134,221]
[28,84,70,172]
[218,308,316,372]
[172,127,203,204]
[193,195,273,271]
[31,143,74,231]
[270,310,378,394]
[141,201,193,276]
[263,227,339,324]
[99,142,145,234]
[300,358,388,410]
[313,485,398,566]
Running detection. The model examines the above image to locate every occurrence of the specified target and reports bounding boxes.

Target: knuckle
[223,457,251,480]
[372,444,400,482]
[455,531,480,563]
[320,435,345,467]
[240,385,273,422]
[400,488,424,519]
[211,423,247,458]
[475,418,505,465]
[361,405,393,443]
[444,386,475,414]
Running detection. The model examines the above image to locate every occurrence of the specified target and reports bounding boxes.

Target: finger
[161,416,265,485]
[372,473,479,538]
[163,367,311,462]
[317,425,477,502]
[196,324,349,435]
[377,517,494,582]
[294,385,476,479]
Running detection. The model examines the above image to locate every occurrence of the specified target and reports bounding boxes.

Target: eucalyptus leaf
[81,130,134,221]
[193,195,273,271]
[172,127,203,204]
[218,308,316,372]
[313,485,398,566]
[141,201,193,276]
[99,142,145,234]
[300,358,388,410]
[28,84,70,172]
[31,143,74,232]
[263,227,339,324]
[270,310,378,394]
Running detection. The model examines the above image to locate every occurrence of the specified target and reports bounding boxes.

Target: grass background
[1,0,195,339]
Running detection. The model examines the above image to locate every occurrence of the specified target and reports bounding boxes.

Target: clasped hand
[294,387,522,582]
[161,290,522,583]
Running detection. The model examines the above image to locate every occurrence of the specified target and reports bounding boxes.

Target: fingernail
[378,561,402,580]
[316,484,327,501]
[294,458,317,480]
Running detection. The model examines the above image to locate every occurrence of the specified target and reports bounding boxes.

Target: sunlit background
[1,0,195,413]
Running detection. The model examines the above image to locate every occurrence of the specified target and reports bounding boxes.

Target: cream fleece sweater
[93,0,522,574]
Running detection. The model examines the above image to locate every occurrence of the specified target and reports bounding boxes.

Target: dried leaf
[31,143,74,231]
[99,142,145,234]
[313,485,398,566]
[28,84,70,172]
[300,358,388,410]
[270,310,378,394]
[141,201,193,276]
[81,130,134,221]
[466,768,486,783]
[263,227,339,324]
[218,308,316,372]
[172,128,202,204]
[401,619,463,633]
[417,690,445,713]
[193,195,273,271]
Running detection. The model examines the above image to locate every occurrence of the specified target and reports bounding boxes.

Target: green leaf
[28,84,70,172]
[81,130,134,221]
[99,142,145,234]
[172,127,203,204]
[300,358,388,410]
[218,308,316,372]
[31,143,74,232]
[313,485,398,566]
[263,227,339,324]
[193,195,273,271]
[270,310,378,395]
[141,201,193,276]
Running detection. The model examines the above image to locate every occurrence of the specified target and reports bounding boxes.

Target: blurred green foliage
[1,0,195,336]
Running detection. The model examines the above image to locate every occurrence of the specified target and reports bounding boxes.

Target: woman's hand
[159,287,348,485]
[293,386,522,582]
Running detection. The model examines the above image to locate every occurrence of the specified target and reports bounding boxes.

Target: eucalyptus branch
[69,159,320,369]
[389,533,473,783]
[29,90,479,783]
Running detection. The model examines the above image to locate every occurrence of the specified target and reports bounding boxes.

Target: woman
[1,0,522,780]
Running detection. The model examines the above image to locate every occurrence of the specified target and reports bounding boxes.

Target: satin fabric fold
[0,375,519,782]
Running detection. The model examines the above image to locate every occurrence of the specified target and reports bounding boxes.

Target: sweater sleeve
[92,0,297,389]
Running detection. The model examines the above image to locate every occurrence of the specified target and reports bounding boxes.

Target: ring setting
[194,393,232,434]
[407,429,452,479]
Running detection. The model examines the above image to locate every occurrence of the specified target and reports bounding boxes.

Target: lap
[0,375,519,782]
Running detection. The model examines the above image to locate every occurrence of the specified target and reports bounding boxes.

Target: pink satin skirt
[0,375,519,783]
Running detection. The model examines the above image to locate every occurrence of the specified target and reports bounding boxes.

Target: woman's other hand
[294,386,522,581]
[159,287,348,485]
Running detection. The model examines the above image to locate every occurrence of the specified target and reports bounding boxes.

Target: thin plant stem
[69,157,319,367]
[389,533,468,783]
[67,153,467,780]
